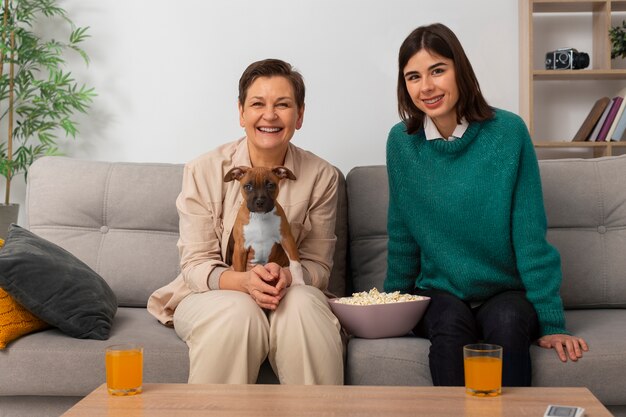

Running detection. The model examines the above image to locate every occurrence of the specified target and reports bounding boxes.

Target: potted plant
[0,0,95,239]
[610,20,626,60]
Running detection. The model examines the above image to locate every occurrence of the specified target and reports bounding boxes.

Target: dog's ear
[224,166,250,182]
[272,166,296,181]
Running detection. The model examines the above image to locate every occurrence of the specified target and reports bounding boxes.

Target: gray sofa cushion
[26,158,183,307]
[346,166,388,293]
[346,336,432,386]
[0,396,82,417]
[0,307,189,397]
[346,309,626,406]
[532,309,626,405]
[540,156,626,308]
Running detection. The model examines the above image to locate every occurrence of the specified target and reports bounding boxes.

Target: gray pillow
[0,225,117,339]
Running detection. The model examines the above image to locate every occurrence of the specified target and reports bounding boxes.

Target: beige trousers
[173,285,344,385]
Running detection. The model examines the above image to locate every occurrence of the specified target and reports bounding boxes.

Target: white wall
[8,0,520,219]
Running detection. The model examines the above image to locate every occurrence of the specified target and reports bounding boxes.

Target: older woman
[148,59,343,385]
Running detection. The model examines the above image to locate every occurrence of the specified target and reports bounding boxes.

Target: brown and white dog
[223,166,305,286]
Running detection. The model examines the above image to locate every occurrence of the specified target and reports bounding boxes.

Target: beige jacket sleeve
[176,162,229,293]
[292,163,338,291]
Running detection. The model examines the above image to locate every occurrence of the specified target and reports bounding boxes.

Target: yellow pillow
[0,238,49,349]
[0,288,50,349]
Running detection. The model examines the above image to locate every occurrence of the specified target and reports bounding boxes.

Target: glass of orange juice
[105,344,143,396]
[463,343,503,397]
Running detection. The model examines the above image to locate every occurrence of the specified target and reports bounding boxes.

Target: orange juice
[105,345,143,396]
[464,356,502,396]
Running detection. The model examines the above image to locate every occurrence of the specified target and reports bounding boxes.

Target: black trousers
[413,289,539,387]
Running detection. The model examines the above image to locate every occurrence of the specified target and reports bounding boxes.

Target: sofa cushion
[0,396,81,417]
[0,225,117,340]
[0,307,189,396]
[0,288,49,349]
[346,166,389,293]
[345,309,626,406]
[26,157,184,307]
[346,336,432,386]
[531,309,626,406]
[539,155,626,308]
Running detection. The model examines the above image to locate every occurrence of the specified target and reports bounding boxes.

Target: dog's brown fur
[224,166,302,284]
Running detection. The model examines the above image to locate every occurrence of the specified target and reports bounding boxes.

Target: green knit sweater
[384,108,567,336]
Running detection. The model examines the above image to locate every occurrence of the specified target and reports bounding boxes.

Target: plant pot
[0,203,19,241]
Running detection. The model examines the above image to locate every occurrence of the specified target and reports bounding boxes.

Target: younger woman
[384,23,588,387]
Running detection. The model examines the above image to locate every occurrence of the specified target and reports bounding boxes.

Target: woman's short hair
[238,59,305,109]
[397,23,493,134]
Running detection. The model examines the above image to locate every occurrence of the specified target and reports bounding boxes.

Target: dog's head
[224,166,296,213]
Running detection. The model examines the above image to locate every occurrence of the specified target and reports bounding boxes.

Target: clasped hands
[245,262,292,310]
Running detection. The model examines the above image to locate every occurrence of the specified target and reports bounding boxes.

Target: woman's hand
[221,263,294,310]
[244,265,283,310]
[537,334,589,362]
[265,263,292,294]
[248,263,294,310]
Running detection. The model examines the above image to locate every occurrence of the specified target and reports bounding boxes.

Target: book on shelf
[596,96,623,142]
[607,87,626,141]
[588,98,613,142]
[572,96,611,142]
[611,107,626,141]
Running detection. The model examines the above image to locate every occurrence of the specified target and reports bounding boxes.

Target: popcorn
[335,288,425,305]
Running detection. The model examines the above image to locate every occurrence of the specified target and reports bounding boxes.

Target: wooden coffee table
[61,383,613,417]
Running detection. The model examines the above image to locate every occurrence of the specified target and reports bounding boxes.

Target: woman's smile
[422,94,445,108]
[257,126,282,133]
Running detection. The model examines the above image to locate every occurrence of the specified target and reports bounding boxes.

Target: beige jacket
[147,138,339,325]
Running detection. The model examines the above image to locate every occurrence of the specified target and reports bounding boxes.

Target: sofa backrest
[345,155,626,309]
[539,155,626,308]
[26,158,183,307]
[345,166,388,295]
[25,157,349,306]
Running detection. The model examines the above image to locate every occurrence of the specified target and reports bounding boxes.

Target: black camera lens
[573,52,590,69]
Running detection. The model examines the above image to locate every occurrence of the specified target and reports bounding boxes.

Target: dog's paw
[289,260,305,286]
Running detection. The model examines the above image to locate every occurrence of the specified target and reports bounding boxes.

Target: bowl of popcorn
[328,288,430,339]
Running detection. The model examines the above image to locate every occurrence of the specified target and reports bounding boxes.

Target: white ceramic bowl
[328,297,430,339]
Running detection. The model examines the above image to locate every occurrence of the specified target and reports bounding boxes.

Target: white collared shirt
[424,116,469,142]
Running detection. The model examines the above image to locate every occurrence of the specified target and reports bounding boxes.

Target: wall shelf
[534,140,626,157]
[519,0,626,156]
[533,69,626,80]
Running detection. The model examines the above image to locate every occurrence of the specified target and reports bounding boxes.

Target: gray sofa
[1,155,625,417]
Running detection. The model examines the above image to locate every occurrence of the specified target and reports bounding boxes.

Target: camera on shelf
[545,48,590,70]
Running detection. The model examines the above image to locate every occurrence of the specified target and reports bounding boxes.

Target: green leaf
[69,26,90,44]
[60,118,77,137]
